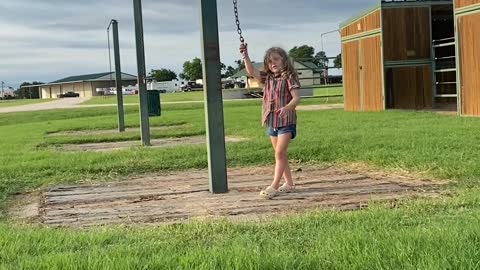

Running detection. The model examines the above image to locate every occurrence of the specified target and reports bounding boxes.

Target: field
[0,99,53,108]
[80,85,344,105]
[1,92,480,269]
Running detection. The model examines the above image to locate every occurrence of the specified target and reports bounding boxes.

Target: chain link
[233,0,244,44]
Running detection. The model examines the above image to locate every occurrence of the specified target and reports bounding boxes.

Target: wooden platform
[25,166,443,227]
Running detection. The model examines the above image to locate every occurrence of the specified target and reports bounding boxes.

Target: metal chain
[233,0,244,44]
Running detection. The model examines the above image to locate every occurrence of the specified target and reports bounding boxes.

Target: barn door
[359,36,384,111]
[342,41,361,111]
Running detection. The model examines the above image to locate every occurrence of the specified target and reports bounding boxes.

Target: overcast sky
[0,0,377,87]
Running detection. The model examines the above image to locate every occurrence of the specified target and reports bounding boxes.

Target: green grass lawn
[1,97,480,269]
[81,91,206,105]
[313,84,343,97]
[0,99,52,107]
[82,86,344,106]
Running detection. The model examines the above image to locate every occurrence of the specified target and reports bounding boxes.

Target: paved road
[0,98,90,113]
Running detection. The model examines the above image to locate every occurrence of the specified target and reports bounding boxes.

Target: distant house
[232,61,323,88]
[37,72,137,99]
[1,87,15,99]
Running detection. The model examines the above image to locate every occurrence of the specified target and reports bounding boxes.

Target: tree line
[150,45,341,82]
[16,45,342,97]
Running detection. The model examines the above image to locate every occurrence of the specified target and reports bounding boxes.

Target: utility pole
[320,29,339,53]
[1,81,4,98]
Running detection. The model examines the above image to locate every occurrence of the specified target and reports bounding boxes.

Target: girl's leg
[270,137,293,186]
[270,133,292,189]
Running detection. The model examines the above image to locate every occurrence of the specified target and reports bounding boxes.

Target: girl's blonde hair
[263,47,299,81]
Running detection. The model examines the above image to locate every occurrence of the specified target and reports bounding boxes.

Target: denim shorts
[266,125,296,139]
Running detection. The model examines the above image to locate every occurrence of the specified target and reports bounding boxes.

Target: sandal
[278,183,295,193]
[259,186,278,199]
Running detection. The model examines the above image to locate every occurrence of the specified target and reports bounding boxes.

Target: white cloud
[0,0,377,86]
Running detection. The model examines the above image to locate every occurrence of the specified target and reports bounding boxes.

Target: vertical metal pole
[199,0,228,193]
[112,20,125,132]
[321,35,325,85]
[107,27,113,91]
[429,5,437,110]
[454,8,462,115]
[325,67,328,85]
[379,6,386,110]
[321,34,324,53]
[133,0,150,146]
[1,81,4,98]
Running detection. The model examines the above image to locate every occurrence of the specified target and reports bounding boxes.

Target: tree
[314,51,329,68]
[218,62,236,78]
[288,45,315,60]
[234,59,245,71]
[334,53,342,68]
[15,81,43,99]
[224,66,236,78]
[220,62,229,78]
[179,73,186,80]
[150,68,177,82]
[182,58,203,81]
[230,59,246,76]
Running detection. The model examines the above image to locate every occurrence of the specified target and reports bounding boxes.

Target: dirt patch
[0,97,90,114]
[46,124,189,137]
[57,136,247,152]
[7,192,42,222]
[10,165,444,227]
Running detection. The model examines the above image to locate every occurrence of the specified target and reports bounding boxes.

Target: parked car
[111,89,135,95]
[222,80,235,89]
[58,92,80,98]
[0,94,15,100]
[181,82,203,92]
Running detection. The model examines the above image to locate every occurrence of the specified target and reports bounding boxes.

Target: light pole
[320,29,339,85]
[320,29,339,53]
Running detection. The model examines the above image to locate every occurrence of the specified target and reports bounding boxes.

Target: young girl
[240,44,301,198]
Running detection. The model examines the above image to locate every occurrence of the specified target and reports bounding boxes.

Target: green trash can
[147,90,161,117]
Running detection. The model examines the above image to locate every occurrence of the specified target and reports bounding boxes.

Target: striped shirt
[260,71,301,128]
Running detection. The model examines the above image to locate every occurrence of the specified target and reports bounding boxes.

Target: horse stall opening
[382,5,433,110]
[341,1,461,113]
[382,1,456,111]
